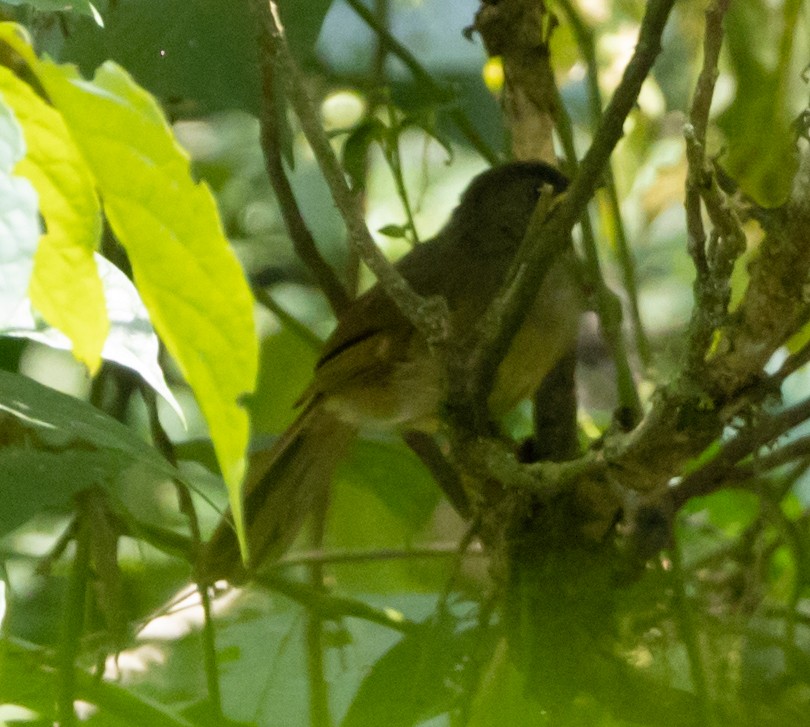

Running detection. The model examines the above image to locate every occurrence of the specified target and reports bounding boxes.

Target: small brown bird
[201,161,585,580]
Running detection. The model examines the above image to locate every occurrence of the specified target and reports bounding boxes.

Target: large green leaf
[0,369,173,470]
[0,368,175,536]
[465,641,549,727]
[249,327,319,436]
[0,65,106,372]
[337,439,440,532]
[342,622,473,727]
[326,443,446,595]
[0,23,259,554]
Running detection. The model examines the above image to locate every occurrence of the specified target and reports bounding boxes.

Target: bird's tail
[199,404,356,582]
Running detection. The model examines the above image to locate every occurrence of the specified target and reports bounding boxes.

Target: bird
[199,161,586,581]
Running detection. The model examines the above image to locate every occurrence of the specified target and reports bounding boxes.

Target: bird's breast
[488,256,585,416]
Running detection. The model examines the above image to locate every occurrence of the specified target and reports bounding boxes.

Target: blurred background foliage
[1,0,809,725]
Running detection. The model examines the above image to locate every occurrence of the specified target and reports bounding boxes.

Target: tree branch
[249,0,350,314]
[671,410,810,509]
[474,0,557,164]
[707,137,810,395]
[254,1,451,346]
[548,36,642,421]
[456,0,676,427]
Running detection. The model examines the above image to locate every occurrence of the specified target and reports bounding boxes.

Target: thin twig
[671,397,810,507]
[403,431,472,518]
[306,466,332,727]
[256,573,420,634]
[384,104,421,245]
[198,586,224,720]
[254,288,324,351]
[683,0,743,371]
[272,542,485,568]
[58,512,90,727]
[143,387,224,719]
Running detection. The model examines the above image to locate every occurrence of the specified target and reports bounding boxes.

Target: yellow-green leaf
[0,65,106,372]
[0,23,259,557]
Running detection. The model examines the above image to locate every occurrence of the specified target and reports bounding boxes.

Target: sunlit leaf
[0,22,258,556]
[0,65,106,372]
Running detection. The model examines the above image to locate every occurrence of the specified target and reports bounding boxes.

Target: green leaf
[717,0,801,206]
[342,118,386,190]
[342,622,472,727]
[0,448,124,538]
[0,369,173,471]
[784,315,810,355]
[62,0,261,117]
[0,23,259,556]
[249,328,320,436]
[337,439,440,532]
[679,489,760,538]
[465,640,549,727]
[0,368,175,536]
[0,87,40,328]
[326,441,444,594]
[377,223,410,239]
[0,65,107,372]
[277,0,335,63]
[60,1,334,118]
